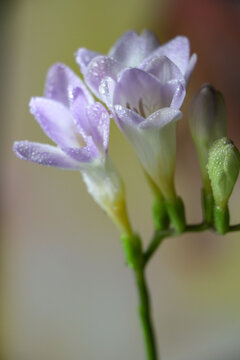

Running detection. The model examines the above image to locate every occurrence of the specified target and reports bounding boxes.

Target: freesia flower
[75,30,197,99]
[13,63,132,236]
[103,67,184,202]
[75,30,193,232]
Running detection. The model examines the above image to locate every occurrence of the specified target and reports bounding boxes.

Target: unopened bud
[189,83,227,191]
[207,138,240,234]
[207,137,240,209]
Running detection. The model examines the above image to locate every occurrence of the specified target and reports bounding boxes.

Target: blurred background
[1,0,240,359]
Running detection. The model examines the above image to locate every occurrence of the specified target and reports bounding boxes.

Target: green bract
[207,137,240,209]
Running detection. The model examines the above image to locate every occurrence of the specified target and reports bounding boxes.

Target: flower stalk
[135,268,158,360]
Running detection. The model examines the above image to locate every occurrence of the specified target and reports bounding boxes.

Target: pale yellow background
[2,0,240,359]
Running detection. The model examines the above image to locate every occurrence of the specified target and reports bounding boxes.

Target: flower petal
[113,109,178,195]
[44,63,93,108]
[143,36,191,75]
[30,97,84,148]
[13,141,81,169]
[71,87,91,135]
[71,89,110,152]
[114,105,144,129]
[113,68,180,117]
[75,48,100,75]
[139,108,182,129]
[168,80,186,109]
[185,53,197,84]
[99,77,116,110]
[141,56,185,84]
[109,30,159,67]
[85,55,124,98]
[62,136,100,163]
[86,102,110,152]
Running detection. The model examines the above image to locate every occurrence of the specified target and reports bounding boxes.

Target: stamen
[125,98,147,118]
[138,98,146,118]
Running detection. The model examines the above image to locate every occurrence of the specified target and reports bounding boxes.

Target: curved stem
[134,267,158,360]
[144,223,211,266]
[143,229,174,266]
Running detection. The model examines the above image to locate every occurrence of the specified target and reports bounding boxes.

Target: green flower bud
[207,137,240,210]
[189,83,227,192]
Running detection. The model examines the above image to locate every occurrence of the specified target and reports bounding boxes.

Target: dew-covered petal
[99,77,116,110]
[168,81,186,109]
[62,136,100,163]
[86,102,110,152]
[139,108,182,129]
[143,36,191,75]
[13,141,81,169]
[109,30,159,67]
[30,97,84,148]
[113,68,179,117]
[75,48,100,75]
[71,87,91,136]
[85,55,124,98]
[141,56,185,84]
[114,104,144,129]
[44,63,93,108]
[185,53,197,84]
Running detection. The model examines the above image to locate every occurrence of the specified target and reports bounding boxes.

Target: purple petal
[109,30,159,67]
[113,68,180,117]
[114,105,144,130]
[143,36,191,75]
[62,136,100,163]
[185,53,197,84]
[75,48,100,75]
[168,81,186,109]
[139,108,182,129]
[13,141,81,169]
[44,63,93,108]
[86,102,110,152]
[85,55,124,98]
[99,77,116,110]
[71,89,110,152]
[141,56,185,84]
[30,97,84,148]
[71,87,91,136]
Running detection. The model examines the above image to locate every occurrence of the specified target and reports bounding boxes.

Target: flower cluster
[14,30,197,234]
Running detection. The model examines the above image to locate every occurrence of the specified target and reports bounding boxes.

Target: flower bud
[207,138,240,234]
[189,83,227,191]
[208,137,240,209]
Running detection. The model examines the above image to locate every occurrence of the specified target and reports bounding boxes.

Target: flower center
[126,98,153,118]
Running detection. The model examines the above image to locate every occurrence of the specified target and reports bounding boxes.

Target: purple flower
[14,63,109,168]
[75,30,197,99]
[13,63,132,235]
[75,30,195,200]
[101,68,184,200]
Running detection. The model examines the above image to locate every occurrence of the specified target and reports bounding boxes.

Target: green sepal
[214,205,229,235]
[165,196,186,234]
[201,188,214,225]
[152,197,170,231]
[121,233,143,270]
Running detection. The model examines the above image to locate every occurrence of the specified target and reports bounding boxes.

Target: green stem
[134,268,158,360]
[143,229,174,266]
[144,223,211,265]
[229,224,240,232]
